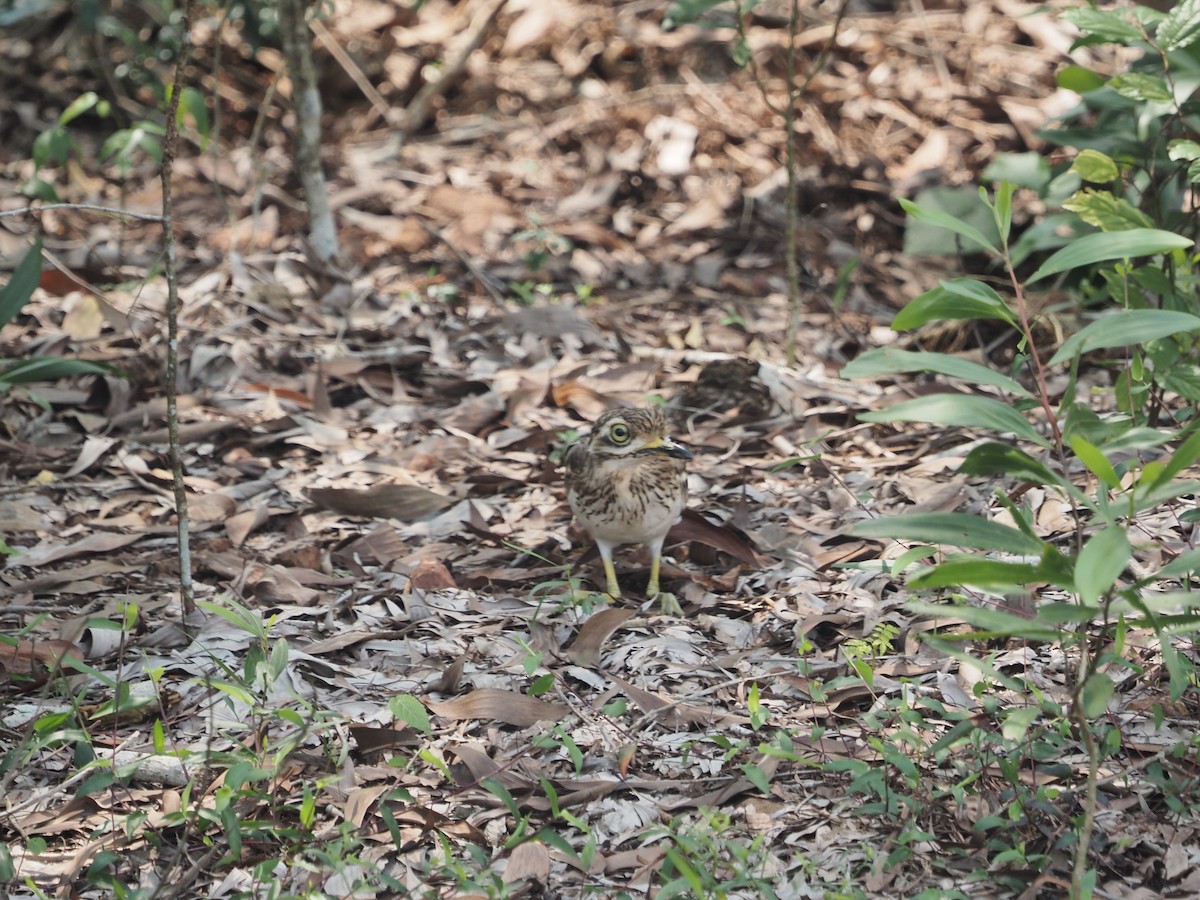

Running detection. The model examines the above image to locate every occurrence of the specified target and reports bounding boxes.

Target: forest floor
[2,0,1198,897]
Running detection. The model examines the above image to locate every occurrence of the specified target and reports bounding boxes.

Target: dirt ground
[2,0,1197,896]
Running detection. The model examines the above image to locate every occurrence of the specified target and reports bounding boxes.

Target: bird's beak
[646,437,692,460]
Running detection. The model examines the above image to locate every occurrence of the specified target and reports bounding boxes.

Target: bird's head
[588,408,692,461]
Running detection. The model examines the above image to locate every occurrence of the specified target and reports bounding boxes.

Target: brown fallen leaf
[0,638,83,688]
[551,381,610,420]
[566,608,637,668]
[15,532,142,568]
[670,510,760,566]
[503,840,550,886]
[608,675,748,727]
[411,558,457,590]
[307,484,455,521]
[426,688,568,727]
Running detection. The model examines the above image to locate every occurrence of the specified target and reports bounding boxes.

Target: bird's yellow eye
[608,422,632,445]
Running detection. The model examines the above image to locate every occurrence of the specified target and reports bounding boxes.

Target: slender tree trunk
[277,0,340,266]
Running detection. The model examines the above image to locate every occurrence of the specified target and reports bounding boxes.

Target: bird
[565,407,692,612]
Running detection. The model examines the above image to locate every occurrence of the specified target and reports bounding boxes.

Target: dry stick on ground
[162,2,195,617]
[398,0,508,141]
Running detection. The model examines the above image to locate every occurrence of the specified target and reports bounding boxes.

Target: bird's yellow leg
[648,553,683,615]
[603,557,621,599]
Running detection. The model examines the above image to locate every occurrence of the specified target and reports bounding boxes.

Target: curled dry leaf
[426,688,568,727]
[566,607,637,668]
[307,485,455,521]
[551,381,609,419]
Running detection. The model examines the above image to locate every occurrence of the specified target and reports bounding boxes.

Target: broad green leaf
[1157,0,1200,51]
[33,127,73,169]
[178,86,212,147]
[859,394,1048,446]
[1075,526,1131,606]
[891,281,1017,330]
[850,511,1045,555]
[1059,7,1143,44]
[1028,228,1193,284]
[0,357,118,385]
[1162,640,1188,701]
[1108,72,1173,102]
[996,492,1044,544]
[59,91,100,125]
[1145,423,1200,491]
[959,443,1076,492]
[0,239,43,329]
[1153,547,1200,581]
[1001,707,1040,741]
[1137,478,1200,513]
[1068,434,1120,488]
[1079,672,1115,718]
[1037,602,1099,626]
[1157,365,1200,401]
[899,197,998,256]
[1057,64,1107,93]
[908,601,1060,641]
[982,152,1052,192]
[388,694,432,734]
[990,181,1015,244]
[1048,309,1200,365]
[661,0,727,29]
[1168,139,1200,162]
[909,558,1043,589]
[1062,189,1153,231]
[1071,149,1119,184]
[841,348,1031,397]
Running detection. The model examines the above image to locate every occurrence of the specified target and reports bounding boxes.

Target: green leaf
[1059,8,1144,45]
[1062,189,1154,231]
[841,348,1031,398]
[1057,64,1107,94]
[59,91,100,126]
[661,0,727,29]
[1001,707,1040,741]
[891,281,1017,330]
[1108,72,1173,102]
[899,196,998,257]
[1029,228,1193,284]
[0,239,43,329]
[908,601,1060,641]
[1157,0,1200,51]
[1153,548,1200,581]
[1075,526,1131,606]
[981,152,1052,192]
[1079,672,1115,718]
[1147,424,1200,491]
[388,694,432,734]
[1068,434,1120,489]
[909,558,1044,589]
[178,86,212,147]
[741,762,771,794]
[1048,309,1200,366]
[1168,139,1200,162]
[849,512,1045,555]
[991,181,1014,244]
[859,394,1048,447]
[1071,149,1119,184]
[33,127,73,169]
[959,443,1073,491]
[0,357,119,386]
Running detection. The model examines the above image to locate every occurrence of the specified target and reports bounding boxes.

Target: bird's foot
[648,591,683,616]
